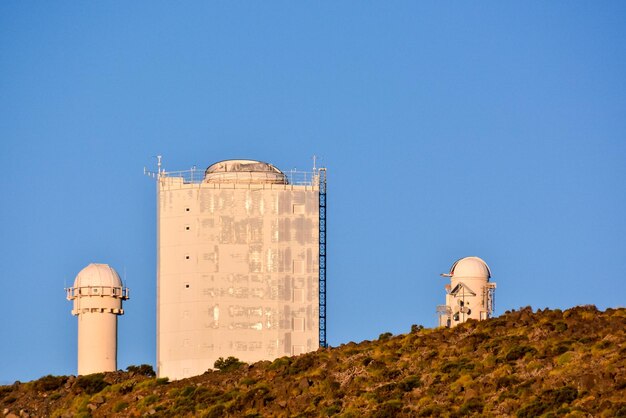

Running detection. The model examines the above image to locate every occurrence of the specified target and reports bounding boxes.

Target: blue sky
[1,2,625,383]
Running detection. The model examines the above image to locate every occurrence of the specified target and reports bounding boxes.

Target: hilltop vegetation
[1,306,625,417]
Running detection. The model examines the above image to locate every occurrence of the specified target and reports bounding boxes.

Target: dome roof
[204,159,288,184]
[448,256,491,279]
[73,263,123,288]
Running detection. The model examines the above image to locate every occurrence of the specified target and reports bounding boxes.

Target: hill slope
[2,306,625,417]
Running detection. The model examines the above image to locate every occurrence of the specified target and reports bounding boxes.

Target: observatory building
[66,263,129,375]
[154,159,326,379]
[437,256,496,328]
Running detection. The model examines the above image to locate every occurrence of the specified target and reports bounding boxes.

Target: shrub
[33,375,68,392]
[112,401,129,412]
[140,394,159,406]
[517,399,547,418]
[240,377,257,386]
[75,373,109,395]
[411,324,424,333]
[203,404,226,418]
[268,357,291,371]
[440,358,475,374]
[556,352,573,366]
[214,356,246,372]
[505,346,537,362]
[399,375,421,391]
[517,386,578,417]
[118,380,136,394]
[373,400,403,418]
[126,364,156,377]
[156,377,169,385]
[0,386,13,398]
[458,398,484,415]
[555,322,568,332]
[379,332,393,341]
[323,403,342,415]
[289,354,315,374]
[548,386,578,404]
[496,375,520,389]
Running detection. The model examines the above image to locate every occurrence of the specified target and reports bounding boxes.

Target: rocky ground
[1,305,625,417]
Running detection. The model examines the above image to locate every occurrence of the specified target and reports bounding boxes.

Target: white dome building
[437,257,496,327]
[204,159,288,184]
[66,263,129,375]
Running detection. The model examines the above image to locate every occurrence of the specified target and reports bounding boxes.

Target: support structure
[318,168,327,348]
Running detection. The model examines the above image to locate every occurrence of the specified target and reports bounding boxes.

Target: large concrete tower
[155,159,325,379]
[66,263,129,375]
[437,256,496,327]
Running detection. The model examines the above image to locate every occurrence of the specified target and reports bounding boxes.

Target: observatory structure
[437,256,496,328]
[152,159,326,380]
[66,263,129,375]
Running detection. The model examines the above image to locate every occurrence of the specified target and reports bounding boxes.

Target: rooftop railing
[147,167,321,186]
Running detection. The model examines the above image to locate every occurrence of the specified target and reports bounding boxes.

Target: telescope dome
[204,159,288,184]
[449,256,491,279]
[73,263,123,288]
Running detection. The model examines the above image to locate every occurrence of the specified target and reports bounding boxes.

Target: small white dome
[449,256,491,279]
[73,263,123,288]
[204,159,288,184]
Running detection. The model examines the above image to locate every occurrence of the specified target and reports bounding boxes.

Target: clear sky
[1,2,625,383]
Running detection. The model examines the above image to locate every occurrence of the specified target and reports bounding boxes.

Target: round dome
[73,263,123,288]
[204,159,288,184]
[449,256,491,279]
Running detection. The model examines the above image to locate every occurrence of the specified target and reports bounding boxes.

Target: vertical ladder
[318,168,327,348]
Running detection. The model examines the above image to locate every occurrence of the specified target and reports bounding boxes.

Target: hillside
[1,306,625,417]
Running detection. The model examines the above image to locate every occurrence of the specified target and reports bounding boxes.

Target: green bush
[323,403,342,415]
[240,377,257,386]
[505,346,537,362]
[156,377,169,385]
[214,356,246,372]
[517,399,547,418]
[440,358,475,374]
[203,404,226,418]
[289,354,315,374]
[458,398,484,415]
[75,373,109,395]
[126,364,156,377]
[547,386,578,404]
[411,324,424,333]
[268,357,291,371]
[379,332,393,341]
[496,375,520,389]
[141,394,159,406]
[517,386,578,417]
[33,375,68,392]
[373,400,403,418]
[118,380,135,394]
[555,322,568,332]
[0,386,13,398]
[112,401,129,412]
[398,375,421,391]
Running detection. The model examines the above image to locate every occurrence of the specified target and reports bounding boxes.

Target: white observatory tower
[153,159,325,380]
[437,256,496,328]
[66,263,129,375]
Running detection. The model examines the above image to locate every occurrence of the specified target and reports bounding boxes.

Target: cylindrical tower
[66,263,129,375]
[437,256,496,327]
